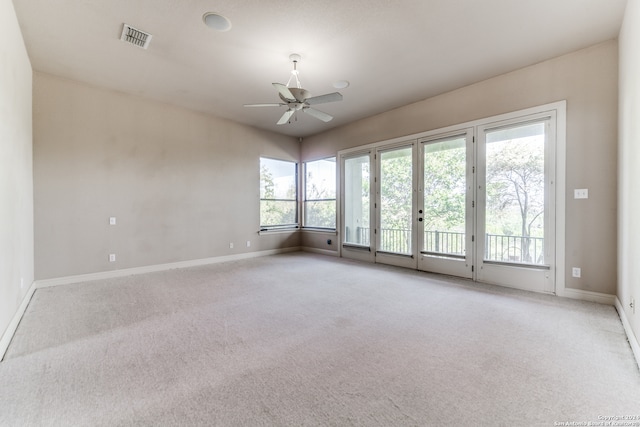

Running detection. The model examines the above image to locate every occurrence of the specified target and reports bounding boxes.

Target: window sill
[258,227,300,235]
[301,228,337,235]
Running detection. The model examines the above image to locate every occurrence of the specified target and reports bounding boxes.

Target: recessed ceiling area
[12,0,627,138]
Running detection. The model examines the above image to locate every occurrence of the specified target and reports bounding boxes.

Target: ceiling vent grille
[120,24,152,49]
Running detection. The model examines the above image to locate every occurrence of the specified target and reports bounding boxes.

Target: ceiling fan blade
[243,103,285,107]
[304,107,333,122]
[277,109,295,125]
[273,83,296,102]
[305,92,343,105]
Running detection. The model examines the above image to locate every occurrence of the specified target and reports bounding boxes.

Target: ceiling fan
[244,54,343,125]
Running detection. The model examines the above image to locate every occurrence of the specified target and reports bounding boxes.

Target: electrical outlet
[572,267,581,278]
[574,189,589,199]
[229,242,234,249]
[109,254,116,262]
[20,277,24,289]
[246,240,251,247]
[631,297,636,314]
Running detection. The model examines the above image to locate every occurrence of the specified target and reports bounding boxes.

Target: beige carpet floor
[1,252,639,426]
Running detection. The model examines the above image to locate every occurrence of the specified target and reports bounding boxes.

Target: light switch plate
[109,217,117,225]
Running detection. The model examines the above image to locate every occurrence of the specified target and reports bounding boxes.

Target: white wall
[618,0,640,348]
[33,74,300,280]
[0,0,34,346]
[303,41,619,296]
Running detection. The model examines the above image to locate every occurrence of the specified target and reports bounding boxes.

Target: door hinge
[472,201,475,208]
[472,235,475,242]
[472,166,475,173]
[374,229,377,234]
[473,136,475,143]
[472,265,474,272]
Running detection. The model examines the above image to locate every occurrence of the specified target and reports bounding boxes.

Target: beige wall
[34,73,300,280]
[619,0,640,348]
[303,41,619,295]
[0,0,34,343]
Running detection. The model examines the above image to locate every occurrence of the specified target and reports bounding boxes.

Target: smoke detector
[120,24,152,49]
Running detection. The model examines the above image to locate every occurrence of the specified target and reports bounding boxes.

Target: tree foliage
[485,136,544,262]
[304,158,337,228]
[260,163,296,227]
[423,142,466,232]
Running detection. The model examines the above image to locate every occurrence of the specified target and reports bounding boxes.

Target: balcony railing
[345,226,544,264]
[485,233,544,264]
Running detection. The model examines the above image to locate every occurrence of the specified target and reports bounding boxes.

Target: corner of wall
[0,0,35,355]
[618,0,640,365]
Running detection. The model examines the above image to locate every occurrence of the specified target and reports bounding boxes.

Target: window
[343,154,370,245]
[304,157,336,229]
[260,157,298,229]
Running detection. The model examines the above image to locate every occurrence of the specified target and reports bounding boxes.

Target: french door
[375,143,417,269]
[417,129,474,278]
[340,107,558,294]
[340,144,417,268]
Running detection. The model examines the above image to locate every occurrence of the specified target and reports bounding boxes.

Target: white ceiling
[13,0,627,138]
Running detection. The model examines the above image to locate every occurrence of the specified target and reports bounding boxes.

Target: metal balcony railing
[345,226,544,264]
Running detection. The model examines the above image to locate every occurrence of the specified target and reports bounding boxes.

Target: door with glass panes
[341,144,417,269]
[417,129,474,278]
[375,143,417,269]
[341,110,556,294]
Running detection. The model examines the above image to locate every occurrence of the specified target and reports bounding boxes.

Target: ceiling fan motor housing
[280,87,311,103]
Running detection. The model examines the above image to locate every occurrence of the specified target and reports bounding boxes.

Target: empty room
[2,0,640,425]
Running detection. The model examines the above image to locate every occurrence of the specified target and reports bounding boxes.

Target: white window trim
[259,157,299,231]
[302,157,337,230]
[337,100,566,295]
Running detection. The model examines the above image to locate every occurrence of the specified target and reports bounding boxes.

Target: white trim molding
[35,247,302,288]
[0,281,37,361]
[1,247,300,360]
[557,287,617,305]
[615,297,640,371]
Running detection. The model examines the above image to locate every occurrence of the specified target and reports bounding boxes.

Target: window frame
[303,157,337,230]
[259,157,299,231]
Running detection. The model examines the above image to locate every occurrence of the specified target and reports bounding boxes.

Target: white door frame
[337,101,566,296]
[417,128,474,279]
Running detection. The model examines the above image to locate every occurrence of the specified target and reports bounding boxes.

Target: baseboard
[35,247,302,288]
[0,281,37,361]
[2,247,303,362]
[557,287,616,305]
[301,246,339,257]
[615,297,640,372]
[7,252,633,371]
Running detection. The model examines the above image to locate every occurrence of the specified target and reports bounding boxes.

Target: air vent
[120,24,152,49]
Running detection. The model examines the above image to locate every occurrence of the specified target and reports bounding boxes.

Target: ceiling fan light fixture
[244,55,343,126]
[333,80,350,89]
[203,12,232,32]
